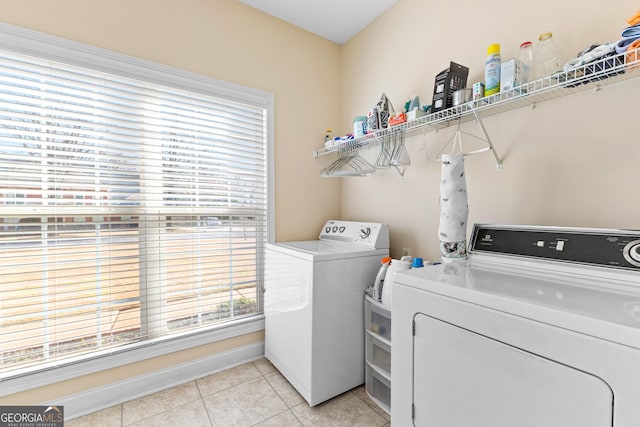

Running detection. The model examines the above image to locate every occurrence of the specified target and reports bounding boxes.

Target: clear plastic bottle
[534,32,563,80]
[484,43,501,96]
[324,128,332,142]
[518,41,535,87]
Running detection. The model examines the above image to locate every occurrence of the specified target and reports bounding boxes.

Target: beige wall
[0,0,340,405]
[340,0,640,261]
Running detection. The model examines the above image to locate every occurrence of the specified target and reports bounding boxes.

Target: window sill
[0,315,265,397]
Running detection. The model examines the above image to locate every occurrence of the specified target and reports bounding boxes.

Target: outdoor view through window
[0,45,269,377]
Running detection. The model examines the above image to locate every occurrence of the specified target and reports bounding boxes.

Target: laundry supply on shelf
[518,41,535,87]
[367,93,394,133]
[565,43,617,70]
[431,61,469,112]
[472,82,484,100]
[484,43,501,96]
[617,21,640,58]
[616,36,639,53]
[388,112,406,126]
[353,116,367,138]
[621,23,640,38]
[500,58,524,93]
[626,38,640,68]
[562,9,640,85]
[323,133,354,149]
[620,9,640,70]
[534,32,564,79]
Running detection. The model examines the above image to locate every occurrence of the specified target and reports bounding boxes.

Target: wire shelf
[314,47,640,159]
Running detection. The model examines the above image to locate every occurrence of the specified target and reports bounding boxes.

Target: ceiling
[237,0,398,45]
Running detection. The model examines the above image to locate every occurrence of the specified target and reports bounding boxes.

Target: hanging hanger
[389,131,410,177]
[375,134,392,169]
[320,144,375,177]
[435,105,503,170]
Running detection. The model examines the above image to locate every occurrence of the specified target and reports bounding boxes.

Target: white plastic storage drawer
[366,330,391,376]
[366,362,391,414]
[365,295,391,341]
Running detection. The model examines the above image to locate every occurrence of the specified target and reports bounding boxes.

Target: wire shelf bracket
[435,104,503,170]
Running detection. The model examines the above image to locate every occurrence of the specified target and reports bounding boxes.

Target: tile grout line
[196,367,263,399]
[254,360,296,426]
[254,360,307,426]
[288,401,308,427]
[127,381,209,427]
[256,360,388,426]
[191,361,272,426]
[350,387,390,422]
[348,388,391,427]
[194,378,216,427]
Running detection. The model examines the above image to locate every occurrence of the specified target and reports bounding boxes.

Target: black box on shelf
[431,61,469,113]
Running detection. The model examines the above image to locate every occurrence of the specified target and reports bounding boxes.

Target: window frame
[0,22,274,395]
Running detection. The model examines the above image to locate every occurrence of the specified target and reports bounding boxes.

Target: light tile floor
[66,358,391,427]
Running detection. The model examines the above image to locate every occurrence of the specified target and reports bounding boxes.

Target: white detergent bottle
[380,258,411,309]
[372,256,391,301]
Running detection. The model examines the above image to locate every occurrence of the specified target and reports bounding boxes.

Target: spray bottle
[484,43,501,96]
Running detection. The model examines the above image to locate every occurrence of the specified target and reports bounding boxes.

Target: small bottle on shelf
[484,43,501,96]
[324,128,332,142]
[518,41,535,87]
[534,32,564,80]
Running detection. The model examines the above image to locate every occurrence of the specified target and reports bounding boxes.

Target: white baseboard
[54,340,264,420]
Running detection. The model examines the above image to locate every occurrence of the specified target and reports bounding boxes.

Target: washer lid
[393,262,640,349]
[268,240,388,261]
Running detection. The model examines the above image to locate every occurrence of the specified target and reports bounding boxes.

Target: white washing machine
[265,220,389,406]
[391,224,640,427]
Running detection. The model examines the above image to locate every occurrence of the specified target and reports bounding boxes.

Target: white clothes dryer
[265,220,389,406]
[391,224,640,427]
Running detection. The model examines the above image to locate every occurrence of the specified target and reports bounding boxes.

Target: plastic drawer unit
[366,330,391,375]
[364,294,391,414]
[365,295,391,340]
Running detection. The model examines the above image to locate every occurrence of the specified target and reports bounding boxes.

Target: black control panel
[469,224,640,271]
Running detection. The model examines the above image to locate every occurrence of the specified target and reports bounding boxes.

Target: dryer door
[412,313,613,427]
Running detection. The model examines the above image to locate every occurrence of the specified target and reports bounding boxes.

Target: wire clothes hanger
[320,144,375,177]
[435,105,503,170]
[375,131,411,177]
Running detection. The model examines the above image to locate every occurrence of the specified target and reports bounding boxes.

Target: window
[0,24,273,379]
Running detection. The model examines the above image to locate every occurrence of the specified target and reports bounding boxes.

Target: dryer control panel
[319,220,389,249]
[469,224,640,271]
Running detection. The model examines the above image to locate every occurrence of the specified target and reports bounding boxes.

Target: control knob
[623,240,640,267]
[360,227,371,239]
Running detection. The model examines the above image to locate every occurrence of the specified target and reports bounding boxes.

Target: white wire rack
[314,47,640,168]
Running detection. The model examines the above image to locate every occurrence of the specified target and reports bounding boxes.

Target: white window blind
[0,29,271,378]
